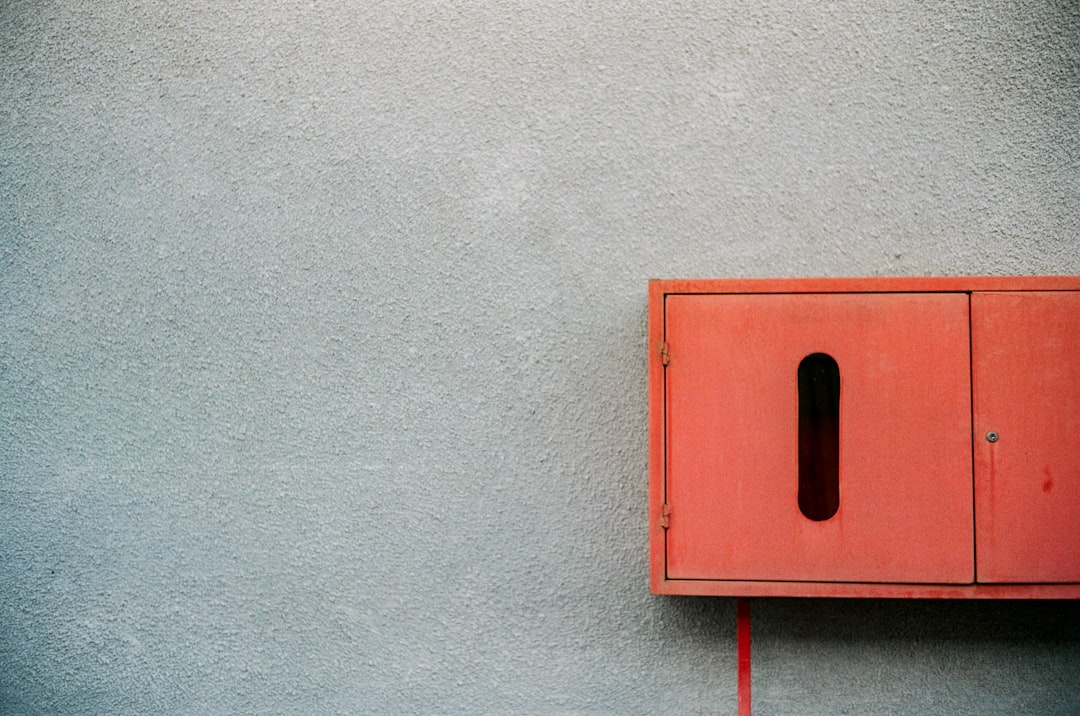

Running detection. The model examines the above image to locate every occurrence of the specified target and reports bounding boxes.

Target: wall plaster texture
[2,1,1079,713]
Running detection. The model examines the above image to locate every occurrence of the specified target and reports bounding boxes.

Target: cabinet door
[973,291,1080,583]
[664,292,973,583]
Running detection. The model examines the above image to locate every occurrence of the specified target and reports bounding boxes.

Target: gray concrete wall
[2,1,1078,713]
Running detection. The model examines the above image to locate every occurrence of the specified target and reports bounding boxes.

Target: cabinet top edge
[649,276,1080,294]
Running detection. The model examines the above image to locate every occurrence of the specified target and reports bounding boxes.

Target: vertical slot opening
[798,353,840,521]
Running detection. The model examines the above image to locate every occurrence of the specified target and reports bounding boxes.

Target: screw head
[986,431,999,443]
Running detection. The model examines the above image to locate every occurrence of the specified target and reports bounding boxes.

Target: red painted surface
[972,291,1080,583]
[665,292,972,583]
[651,580,1080,599]
[648,280,667,595]
[649,277,1080,599]
[737,597,752,716]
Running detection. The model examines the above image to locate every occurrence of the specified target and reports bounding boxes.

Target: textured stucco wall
[2,1,1079,713]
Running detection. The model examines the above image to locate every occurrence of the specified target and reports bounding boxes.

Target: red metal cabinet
[649,277,1080,598]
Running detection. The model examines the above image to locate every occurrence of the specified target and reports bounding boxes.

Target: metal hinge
[659,341,670,366]
[660,503,672,529]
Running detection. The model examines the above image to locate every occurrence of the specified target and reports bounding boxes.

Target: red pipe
[737,597,752,716]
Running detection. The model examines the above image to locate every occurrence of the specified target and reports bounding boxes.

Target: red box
[649,277,1080,598]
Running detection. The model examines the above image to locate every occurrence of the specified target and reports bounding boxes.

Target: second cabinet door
[973,291,1080,583]
[665,292,974,583]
